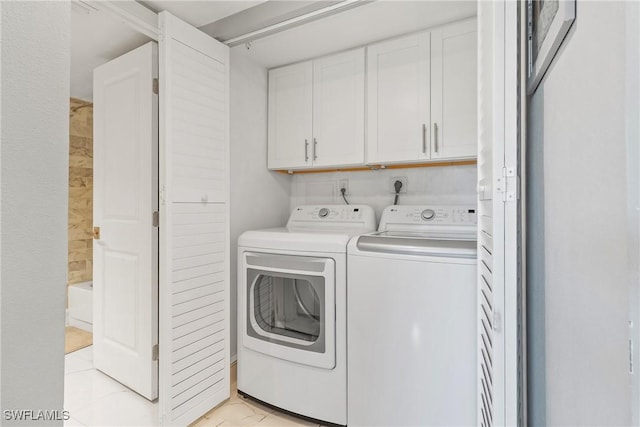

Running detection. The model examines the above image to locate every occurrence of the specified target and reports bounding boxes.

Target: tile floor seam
[65,389,131,416]
[66,367,94,375]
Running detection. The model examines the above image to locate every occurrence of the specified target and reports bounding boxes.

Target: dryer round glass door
[241,252,336,369]
[252,274,323,347]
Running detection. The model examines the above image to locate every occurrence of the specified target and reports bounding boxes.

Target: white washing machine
[237,205,376,426]
[347,205,477,427]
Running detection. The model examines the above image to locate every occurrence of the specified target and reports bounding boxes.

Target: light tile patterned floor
[191,385,322,427]
[64,346,323,427]
[64,346,158,426]
[65,326,93,354]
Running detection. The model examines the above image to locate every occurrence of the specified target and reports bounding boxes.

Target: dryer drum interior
[250,271,323,346]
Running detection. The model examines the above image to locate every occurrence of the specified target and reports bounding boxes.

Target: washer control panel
[287,205,377,232]
[378,205,477,235]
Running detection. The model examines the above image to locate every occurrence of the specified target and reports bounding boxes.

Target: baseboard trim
[230,360,237,385]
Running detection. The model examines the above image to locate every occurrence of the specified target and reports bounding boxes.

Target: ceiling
[71,0,265,101]
[225,1,477,69]
[71,5,151,101]
[139,0,266,28]
[70,0,477,101]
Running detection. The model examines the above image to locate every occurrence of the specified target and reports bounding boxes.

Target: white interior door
[477,1,522,426]
[158,11,230,426]
[93,41,159,401]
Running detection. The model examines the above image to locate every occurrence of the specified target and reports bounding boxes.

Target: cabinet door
[431,19,477,160]
[312,48,365,168]
[367,32,430,164]
[267,61,313,169]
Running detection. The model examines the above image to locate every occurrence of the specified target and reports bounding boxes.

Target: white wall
[0,2,69,425]
[290,165,477,219]
[229,48,291,359]
[627,2,640,424]
[527,1,636,424]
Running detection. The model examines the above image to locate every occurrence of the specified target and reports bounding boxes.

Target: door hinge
[160,185,166,206]
[493,311,502,333]
[152,344,159,361]
[152,78,159,95]
[496,167,520,202]
[152,211,159,227]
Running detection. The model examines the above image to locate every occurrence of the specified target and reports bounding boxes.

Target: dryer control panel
[287,205,377,233]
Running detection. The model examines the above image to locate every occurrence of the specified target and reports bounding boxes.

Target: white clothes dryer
[237,205,376,427]
[347,205,478,427]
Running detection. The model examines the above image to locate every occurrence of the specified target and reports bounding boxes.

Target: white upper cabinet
[312,48,365,168]
[367,18,477,165]
[430,19,478,160]
[367,32,431,164]
[268,18,477,170]
[268,48,365,170]
[267,61,313,170]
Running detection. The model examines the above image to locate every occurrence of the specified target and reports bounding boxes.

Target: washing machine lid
[350,205,478,258]
[238,228,352,253]
[355,233,477,258]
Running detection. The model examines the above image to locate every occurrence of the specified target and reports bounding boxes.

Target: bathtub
[68,281,93,332]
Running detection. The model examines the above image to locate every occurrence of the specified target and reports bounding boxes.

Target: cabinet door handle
[313,138,318,160]
[422,124,427,153]
[304,139,309,162]
[434,123,439,153]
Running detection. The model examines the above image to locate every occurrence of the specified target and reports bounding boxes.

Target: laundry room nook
[54,1,491,425]
[14,0,640,426]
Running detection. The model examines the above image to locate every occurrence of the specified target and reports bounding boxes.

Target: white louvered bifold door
[158,11,230,426]
[477,1,522,426]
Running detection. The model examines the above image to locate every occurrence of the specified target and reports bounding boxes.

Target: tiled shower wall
[68,98,93,285]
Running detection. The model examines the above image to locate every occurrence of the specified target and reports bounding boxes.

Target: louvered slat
[173,337,225,371]
[173,272,225,294]
[173,282,224,304]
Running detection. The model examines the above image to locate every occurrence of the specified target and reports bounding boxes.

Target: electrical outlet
[390,176,408,193]
[338,179,349,194]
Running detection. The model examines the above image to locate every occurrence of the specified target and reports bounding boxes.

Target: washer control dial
[319,208,329,218]
[421,209,436,221]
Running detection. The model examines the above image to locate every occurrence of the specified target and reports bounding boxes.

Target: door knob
[93,227,100,240]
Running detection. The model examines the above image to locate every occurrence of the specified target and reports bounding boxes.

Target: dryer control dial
[421,209,436,221]
[318,208,329,218]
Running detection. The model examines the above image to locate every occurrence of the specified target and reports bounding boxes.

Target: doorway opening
[65,3,157,426]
